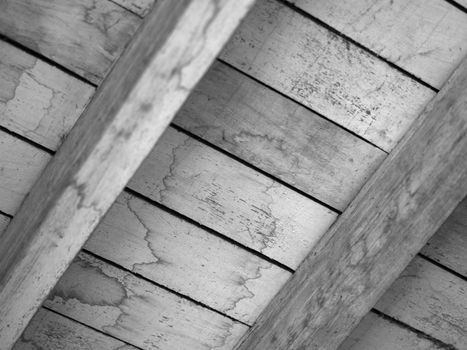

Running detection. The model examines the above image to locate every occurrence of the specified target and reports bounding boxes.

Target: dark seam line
[170,123,343,214]
[108,0,145,18]
[0,210,13,219]
[81,249,252,327]
[124,186,296,274]
[0,125,55,155]
[418,253,467,282]
[371,309,458,350]
[217,58,389,155]
[277,0,439,93]
[444,0,467,13]
[0,34,98,88]
[41,306,145,350]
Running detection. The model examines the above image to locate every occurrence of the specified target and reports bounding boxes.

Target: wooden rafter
[0,0,254,347]
[234,57,467,350]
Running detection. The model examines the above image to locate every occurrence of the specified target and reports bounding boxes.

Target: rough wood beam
[0,0,254,347]
[234,57,467,350]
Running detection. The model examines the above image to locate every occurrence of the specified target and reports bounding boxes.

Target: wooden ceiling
[0,0,466,349]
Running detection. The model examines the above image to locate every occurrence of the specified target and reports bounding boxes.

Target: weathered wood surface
[0,123,336,270]
[176,61,386,210]
[0,40,464,344]
[0,0,140,84]
[45,252,248,350]
[129,127,336,269]
[0,0,435,152]
[87,194,467,342]
[422,197,467,277]
[14,308,138,350]
[0,0,254,347]
[0,37,386,214]
[235,56,467,350]
[85,191,291,325]
[0,131,51,215]
[291,0,467,89]
[338,312,447,350]
[220,0,434,151]
[0,41,94,150]
[375,257,467,348]
[1,209,463,348]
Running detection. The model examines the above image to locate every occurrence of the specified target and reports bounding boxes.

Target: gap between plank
[82,249,251,327]
[444,0,467,13]
[107,0,145,18]
[0,33,98,88]
[418,253,467,282]
[218,58,389,155]
[370,309,458,350]
[277,0,439,93]
[170,123,343,214]
[41,306,146,350]
[124,187,295,273]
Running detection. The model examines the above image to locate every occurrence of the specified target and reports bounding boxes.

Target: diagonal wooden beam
[0,0,254,347]
[234,57,467,350]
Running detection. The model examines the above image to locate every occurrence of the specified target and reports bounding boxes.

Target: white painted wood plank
[85,191,291,325]
[422,197,467,277]
[291,0,467,89]
[375,256,467,348]
[339,312,446,350]
[13,308,138,350]
[45,252,249,350]
[129,127,337,269]
[220,0,434,151]
[0,131,51,215]
[0,0,141,84]
[0,40,94,150]
[175,61,386,210]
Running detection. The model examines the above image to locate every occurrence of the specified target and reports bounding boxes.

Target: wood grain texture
[0,40,94,150]
[14,308,137,350]
[422,197,467,277]
[220,0,434,151]
[375,257,467,348]
[234,55,467,350]
[338,312,447,350]
[0,0,254,347]
[175,61,386,211]
[0,131,51,215]
[291,0,467,89]
[0,0,141,84]
[129,127,337,269]
[46,252,249,350]
[85,191,291,325]
[112,0,155,17]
